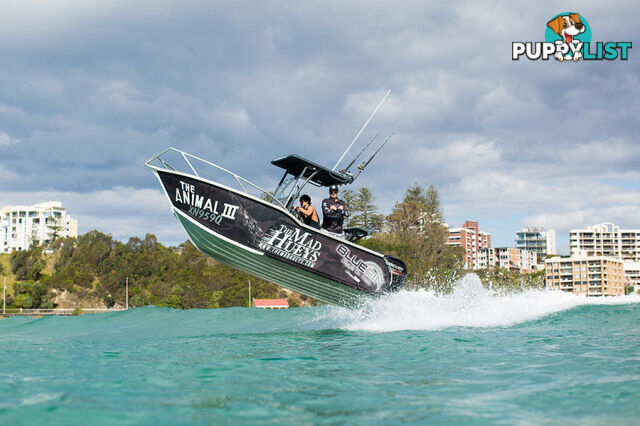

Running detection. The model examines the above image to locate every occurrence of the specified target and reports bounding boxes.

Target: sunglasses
[330,190,338,194]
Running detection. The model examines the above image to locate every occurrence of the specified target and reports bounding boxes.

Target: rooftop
[271,155,353,187]
[253,298,289,309]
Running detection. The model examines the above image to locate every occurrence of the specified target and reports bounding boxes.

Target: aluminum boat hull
[153,169,406,307]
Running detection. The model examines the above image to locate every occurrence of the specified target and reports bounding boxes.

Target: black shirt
[321,197,349,233]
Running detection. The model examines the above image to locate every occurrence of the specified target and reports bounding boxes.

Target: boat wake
[309,274,640,332]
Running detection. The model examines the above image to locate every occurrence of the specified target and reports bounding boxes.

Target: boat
[145,94,407,307]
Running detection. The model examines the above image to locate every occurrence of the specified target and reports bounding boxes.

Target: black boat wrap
[157,170,406,294]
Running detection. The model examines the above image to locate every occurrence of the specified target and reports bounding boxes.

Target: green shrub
[15,293,34,308]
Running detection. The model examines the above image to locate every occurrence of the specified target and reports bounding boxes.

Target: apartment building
[515,226,556,259]
[447,220,491,270]
[1,202,78,253]
[623,260,640,291]
[478,247,538,273]
[569,222,640,261]
[545,254,626,296]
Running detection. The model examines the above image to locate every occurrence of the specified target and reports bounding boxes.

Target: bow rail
[145,147,285,209]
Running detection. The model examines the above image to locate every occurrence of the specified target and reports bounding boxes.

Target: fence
[1,308,126,317]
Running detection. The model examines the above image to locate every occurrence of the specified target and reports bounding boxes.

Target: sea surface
[1,275,639,425]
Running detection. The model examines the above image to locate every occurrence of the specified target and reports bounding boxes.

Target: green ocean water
[1,276,639,425]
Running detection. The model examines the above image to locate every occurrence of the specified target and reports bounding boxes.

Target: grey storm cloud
[1,0,639,250]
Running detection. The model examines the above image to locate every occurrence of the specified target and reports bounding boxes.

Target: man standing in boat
[321,185,349,236]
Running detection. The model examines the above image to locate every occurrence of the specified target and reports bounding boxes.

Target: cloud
[0,131,19,146]
[0,0,639,254]
[525,205,640,233]
[0,164,19,180]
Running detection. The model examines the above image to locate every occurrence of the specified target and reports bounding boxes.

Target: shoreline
[0,308,126,318]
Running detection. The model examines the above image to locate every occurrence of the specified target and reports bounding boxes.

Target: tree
[17,229,295,309]
[46,216,65,243]
[365,183,464,291]
[348,187,385,233]
[387,198,425,234]
[13,280,55,309]
[404,182,429,205]
[423,184,444,225]
[29,228,40,249]
[477,269,544,292]
[340,189,356,227]
[10,247,45,281]
[388,183,443,233]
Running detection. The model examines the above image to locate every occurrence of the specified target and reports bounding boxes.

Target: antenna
[332,89,391,171]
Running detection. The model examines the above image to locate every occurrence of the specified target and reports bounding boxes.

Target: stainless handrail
[1,308,126,315]
[145,147,286,210]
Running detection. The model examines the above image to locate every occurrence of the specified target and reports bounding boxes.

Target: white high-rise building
[515,226,556,259]
[1,202,78,253]
[569,222,640,261]
[478,247,538,273]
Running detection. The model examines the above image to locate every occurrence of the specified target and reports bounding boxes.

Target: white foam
[321,274,640,332]
[10,392,64,408]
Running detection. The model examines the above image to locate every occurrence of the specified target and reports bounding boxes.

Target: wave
[309,274,640,332]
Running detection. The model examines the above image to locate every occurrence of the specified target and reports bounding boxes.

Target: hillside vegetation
[2,233,294,309]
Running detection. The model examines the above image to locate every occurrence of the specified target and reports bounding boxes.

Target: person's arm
[321,199,331,216]
[297,205,313,216]
[340,200,349,217]
[322,199,340,218]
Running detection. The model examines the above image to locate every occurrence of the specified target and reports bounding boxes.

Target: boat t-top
[145,91,407,307]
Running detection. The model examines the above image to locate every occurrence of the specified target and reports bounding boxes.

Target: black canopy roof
[271,154,353,187]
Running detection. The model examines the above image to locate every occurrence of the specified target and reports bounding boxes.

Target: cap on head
[329,185,338,194]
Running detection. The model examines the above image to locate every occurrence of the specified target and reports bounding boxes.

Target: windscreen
[272,174,298,208]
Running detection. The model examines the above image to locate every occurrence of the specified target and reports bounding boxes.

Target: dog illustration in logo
[547,13,586,61]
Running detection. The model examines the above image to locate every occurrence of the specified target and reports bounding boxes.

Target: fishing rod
[340,132,379,174]
[332,89,391,171]
[352,128,398,181]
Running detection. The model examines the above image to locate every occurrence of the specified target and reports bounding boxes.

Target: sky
[1,0,639,254]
